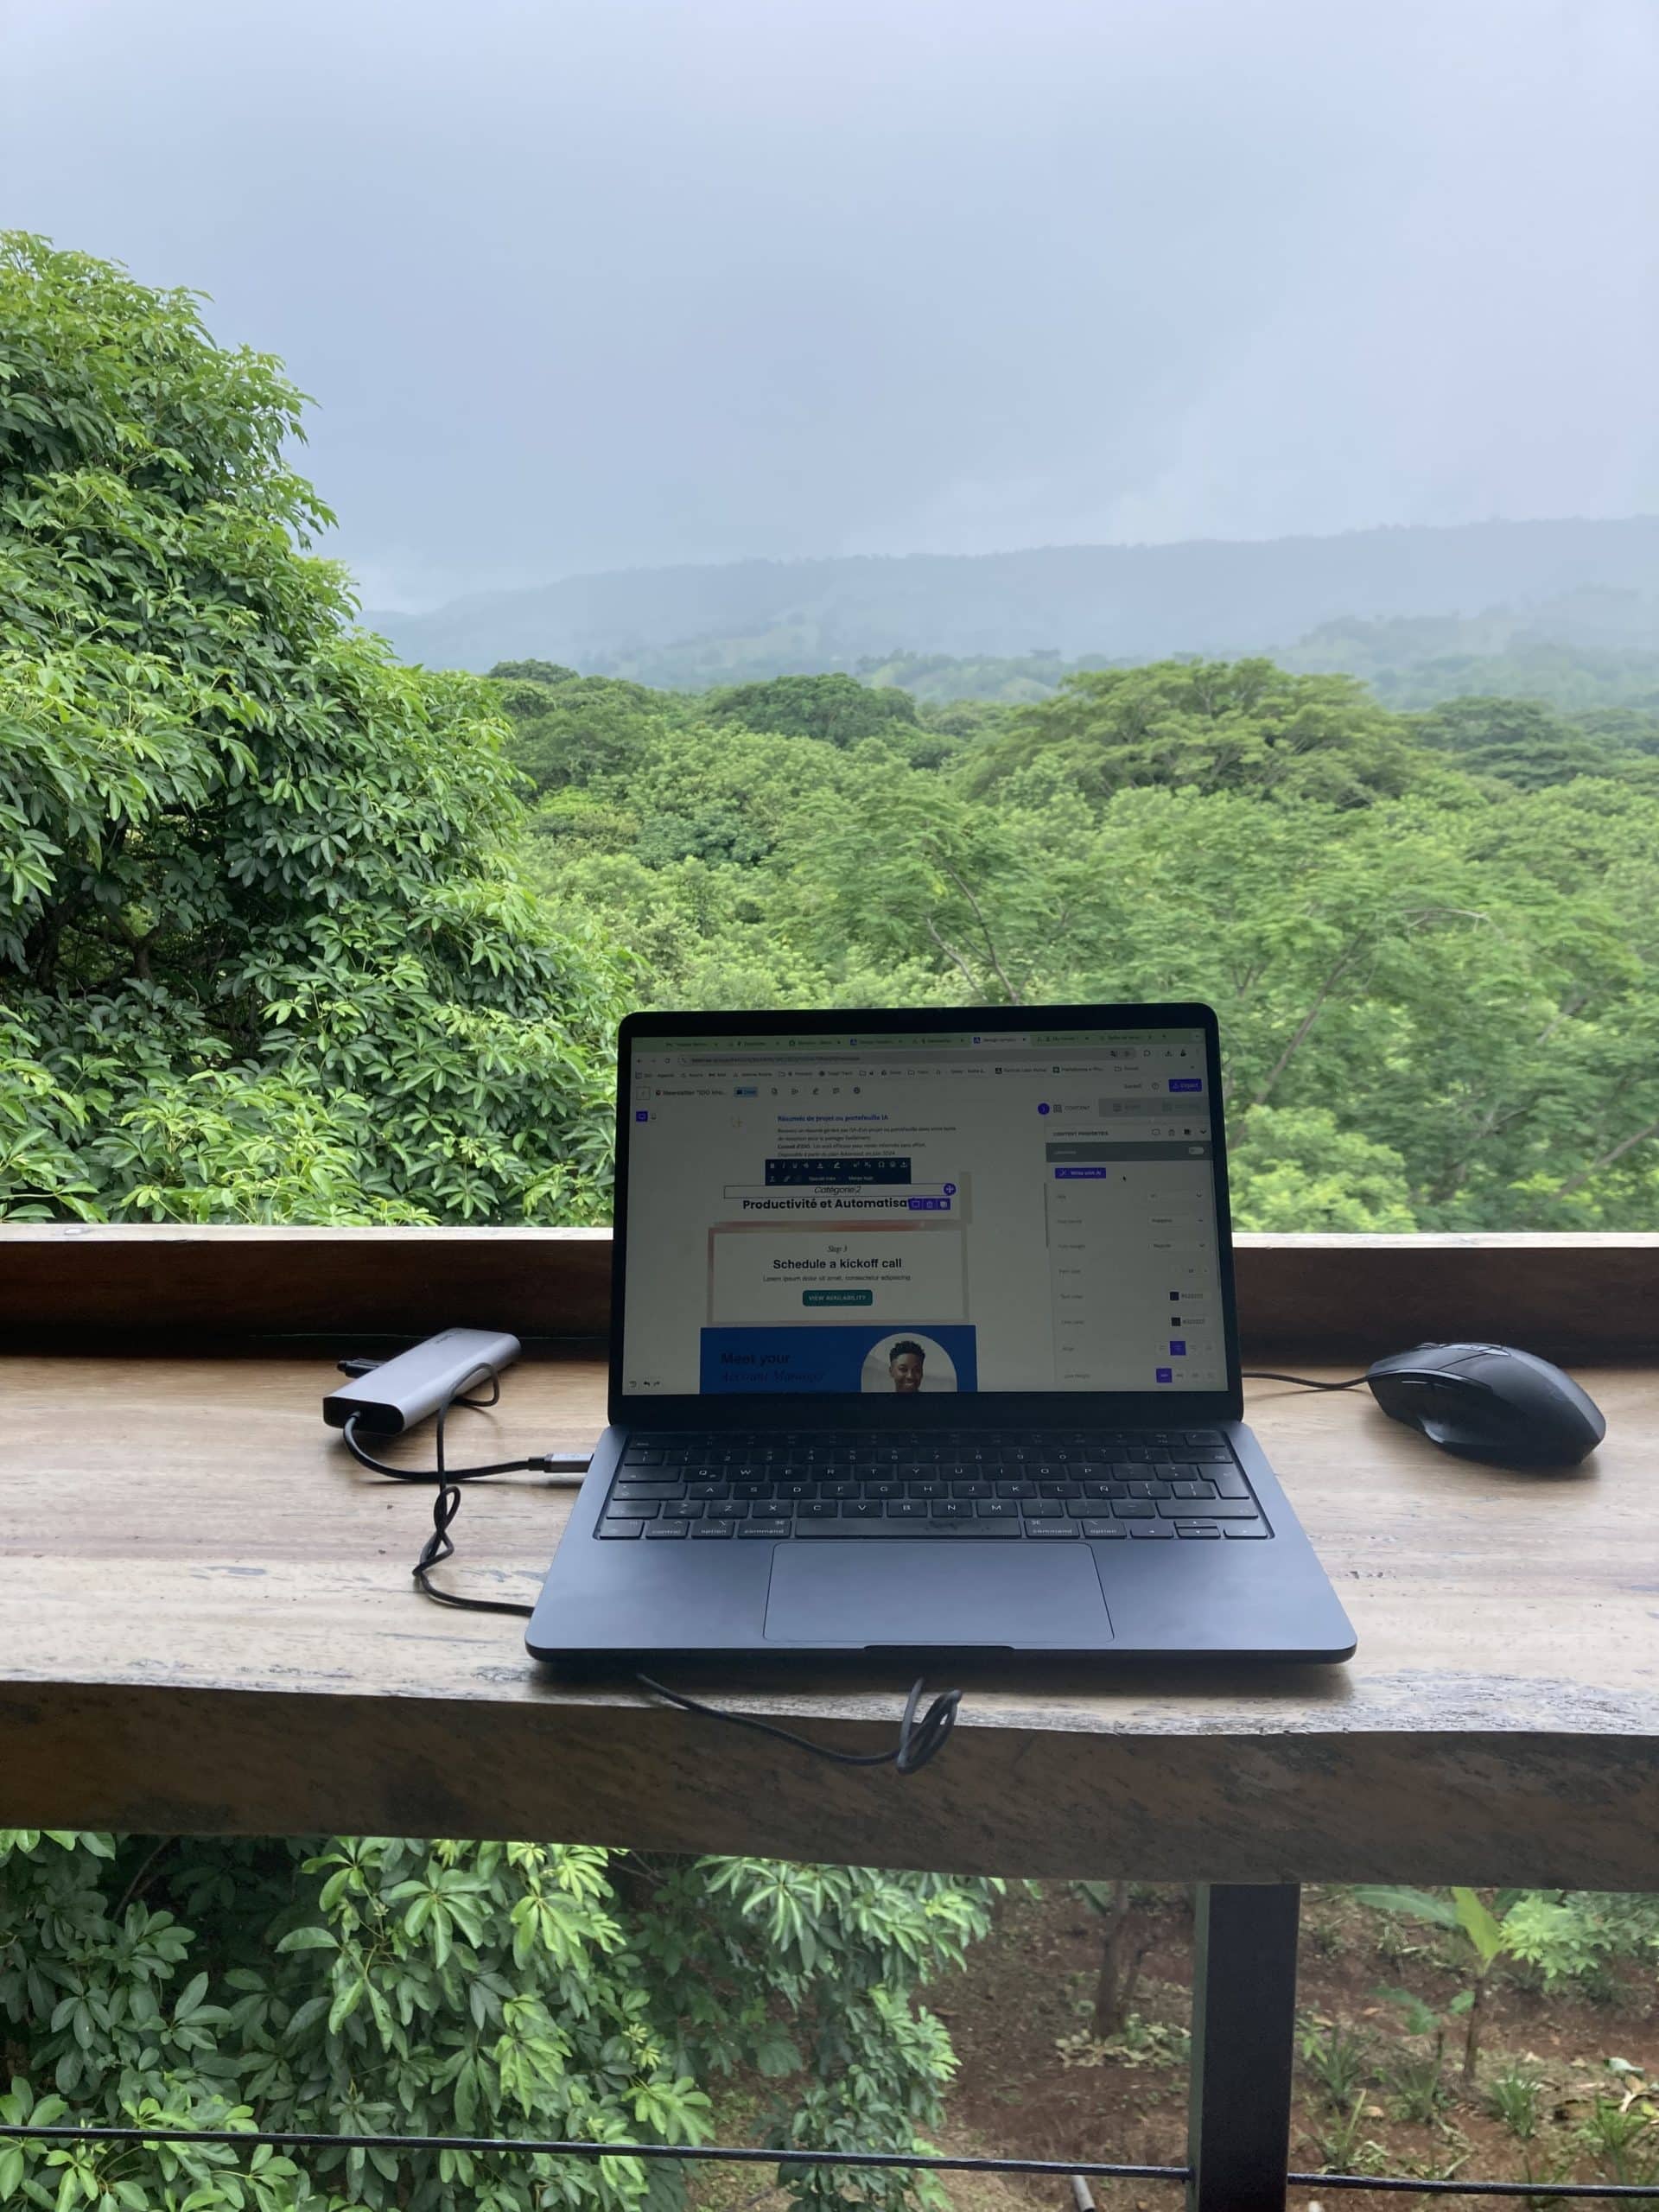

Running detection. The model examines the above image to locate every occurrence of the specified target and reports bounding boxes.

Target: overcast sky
[4,0,1656,607]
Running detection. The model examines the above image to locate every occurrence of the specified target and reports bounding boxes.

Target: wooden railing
[3,1223,1655,1358]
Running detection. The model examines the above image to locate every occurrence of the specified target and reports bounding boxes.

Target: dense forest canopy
[510,663,1659,1232]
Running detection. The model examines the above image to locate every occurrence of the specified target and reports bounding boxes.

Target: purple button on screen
[634,1109,649,1122]
[1155,1366,1173,1383]
[1170,1339,1186,1355]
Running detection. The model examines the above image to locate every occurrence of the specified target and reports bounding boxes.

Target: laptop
[525,1002,1356,1663]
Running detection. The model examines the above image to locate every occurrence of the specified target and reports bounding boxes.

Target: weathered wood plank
[4,1350,1656,1882]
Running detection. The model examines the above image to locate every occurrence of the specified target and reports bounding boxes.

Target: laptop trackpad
[763,1542,1112,1648]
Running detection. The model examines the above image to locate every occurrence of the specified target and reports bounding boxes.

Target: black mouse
[1366,1342,1605,1466]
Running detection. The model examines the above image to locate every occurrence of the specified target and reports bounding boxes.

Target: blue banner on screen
[699,1325,980,1394]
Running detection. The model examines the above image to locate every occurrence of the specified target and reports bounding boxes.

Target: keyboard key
[841,1501,886,1521]
[930,1499,975,1521]
[1022,1497,1062,1517]
[1174,1524,1221,1539]
[1025,1520,1079,1538]
[1171,1480,1213,1499]
[622,1449,664,1465]
[951,1519,1020,1537]
[950,1480,991,1499]
[976,1498,1020,1519]
[1211,1470,1253,1498]
[1157,1498,1261,1520]
[687,1481,729,1501]
[797,1519,933,1536]
[1081,1519,1128,1539]
[612,1484,682,1503]
[605,1500,660,1518]
[740,1520,792,1540]
[995,1479,1035,1499]
[1111,1501,1155,1519]
[691,1521,734,1540]
[1039,1481,1080,1499]
[704,1500,747,1520]
[1129,1522,1175,1540]
[886,1500,931,1520]
[598,1517,644,1538]
[1223,1523,1270,1539]
[661,1501,703,1520]
[798,1500,841,1520]
[645,1520,689,1539]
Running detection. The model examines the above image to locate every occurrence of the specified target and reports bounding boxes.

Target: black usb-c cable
[337,1365,961,1775]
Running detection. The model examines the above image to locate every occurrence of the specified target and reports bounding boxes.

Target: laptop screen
[619,1021,1229,1400]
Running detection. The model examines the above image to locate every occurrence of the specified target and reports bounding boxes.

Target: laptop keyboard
[595,1430,1269,1542]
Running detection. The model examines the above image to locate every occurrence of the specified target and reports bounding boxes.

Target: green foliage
[1487,2062,1546,2143]
[0,234,623,1224]
[0,1830,998,2212]
[1501,1893,1623,1990]
[1355,1890,1523,2085]
[1286,603,1659,713]
[1297,2018,1371,2110]
[967,658,1431,808]
[705,674,918,750]
[488,664,683,798]
[1384,2044,1452,2126]
[1576,2064,1659,2186]
[1412,695,1656,789]
[1371,1988,1454,2120]
[854,650,1105,706]
[503,648,1659,1227]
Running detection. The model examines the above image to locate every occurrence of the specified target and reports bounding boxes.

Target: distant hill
[365,518,1659,686]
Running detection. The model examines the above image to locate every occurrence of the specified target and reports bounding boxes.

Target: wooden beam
[2,1225,1654,1359]
[6,1351,1659,1879]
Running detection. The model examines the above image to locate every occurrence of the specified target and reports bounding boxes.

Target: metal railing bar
[11,2127,1657,2197]
[0,2126,1186,2181]
[1290,2174,1659,2200]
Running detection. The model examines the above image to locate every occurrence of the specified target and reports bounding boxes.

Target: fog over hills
[365,518,1659,687]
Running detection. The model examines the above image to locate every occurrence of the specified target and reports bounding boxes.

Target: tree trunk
[1461,1968,1488,2086]
[1092,1880,1150,2038]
